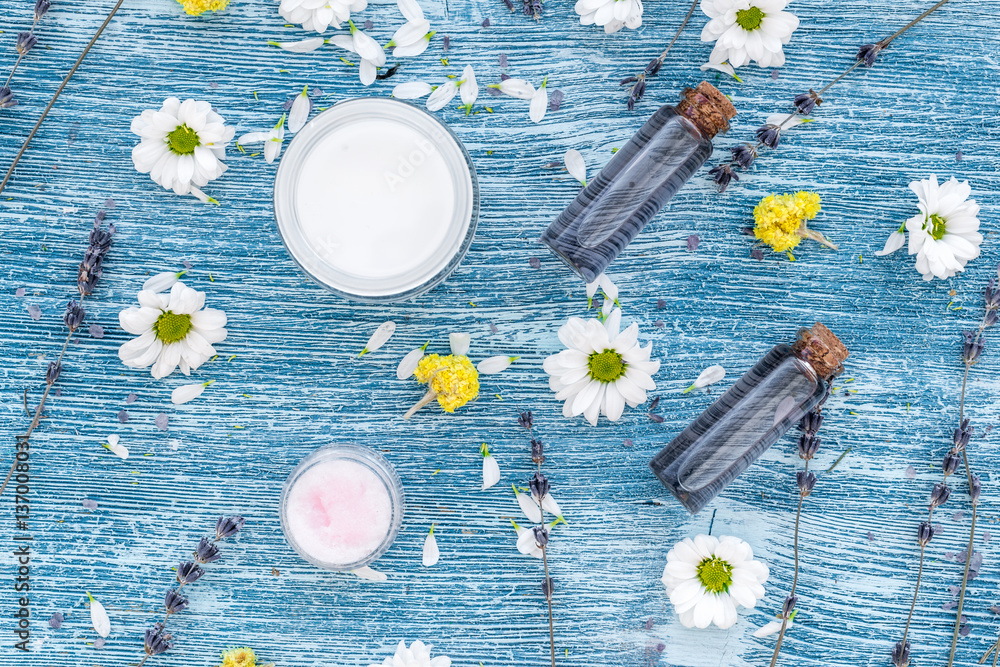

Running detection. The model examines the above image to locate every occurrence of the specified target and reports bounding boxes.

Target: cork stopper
[675,81,737,139]
[793,323,849,380]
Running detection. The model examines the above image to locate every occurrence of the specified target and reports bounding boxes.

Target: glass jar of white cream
[274,97,479,302]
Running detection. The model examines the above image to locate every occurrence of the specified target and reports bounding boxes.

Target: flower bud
[529,471,550,499]
[799,410,824,434]
[891,639,910,667]
[929,482,951,509]
[532,525,549,547]
[797,433,820,460]
[942,451,960,477]
[34,0,51,20]
[782,594,798,616]
[16,32,37,56]
[0,86,16,109]
[63,299,85,331]
[45,361,61,385]
[953,419,972,451]
[917,521,934,546]
[797,471,817,496]
[857,43,882,68]
[970,474,981,503]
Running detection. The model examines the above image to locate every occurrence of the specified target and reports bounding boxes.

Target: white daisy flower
[360,321,396,356]
[700,0,800,69]
[422,525,440,567]
[529,77,548,124]
[684,364,726,393]
[171,380,214,405]
[130,97,235,204]
[392,80,433,99]
[564,149,586,186]
[103,434,128,460]
[117,281,228,380]
[661,534,769,629]
[575,0,643,34]
[543,306,660,426]
[278,0,368,34]
[269,36,326,52]
[288,85,312,134]
[902,175,982,281]
[238,114,286,164]
[368,640,451,667]
[488,78,535,100]
[480,443,501,490]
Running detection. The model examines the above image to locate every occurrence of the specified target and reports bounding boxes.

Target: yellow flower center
[153,311,192,344]
[167,124,200,155]
[929,213,948,240]
[221,646,256,667]
[414,354,480,412]
[736,6,764,31]
[697,556,733,594]
[588,350,625,383]
[178,0,230,16]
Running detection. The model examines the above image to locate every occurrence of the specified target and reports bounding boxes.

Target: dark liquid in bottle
[650,345,828,514]
[540,106,713,282]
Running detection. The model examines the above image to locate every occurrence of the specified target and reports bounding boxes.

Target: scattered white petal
[495,78,535,100]
[515,485,542,524]
[361,321,395,356]
[142,271,180,293]
[351,566,388,582]
[564,149,586,185]
[700,61,739,79]
[516,525,543,557]
[874,230,907,256]
[88,593,110,638]
[171,381,212,405]
[397,347,426,379]
[529,82,548,123]
[392,80,433,99]
[104,434,128,460]
[288,86,311,133]
[237,131,270,145]
[685,364,725,393]
[460,65,478,107]
[264,114,286,164]
[477,355,516,374]
[538,491,562,517]
[482,452,501,490]
[272,37,326,52]
[397,0,424,22]
[754,619,790,638]
[422,526,440,567]
[427,80,458,112]
[449,332,471,356]
[764,112,807,130]
[329,34,356,52]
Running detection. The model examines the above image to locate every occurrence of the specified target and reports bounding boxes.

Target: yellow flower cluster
[220,647,256,667]
[178,0,229,16]
[753,191,822,252]
[414,354,480,412]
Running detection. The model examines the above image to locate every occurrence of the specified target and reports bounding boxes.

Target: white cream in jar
[274,98,478,302]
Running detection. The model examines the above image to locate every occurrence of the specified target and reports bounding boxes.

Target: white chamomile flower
[117,281,228,380]
[392,80,433,99]
[130,97,235,204]
[278,0,367,33]
[575,0,643,34]
[288,85,312,134]
[360,321,396,356]
[422,525,440,567]
[103,434,128,460]
[661,534,769,629]
[368,640,451,667]
[488,78,535,100]
[459,65,478,115]
[269,36,326,52]
[171,380,214,405]
[700,0,800,69]
[529,77,548,124]
[543,306,659,426]
[684,364,726,393]
[480,443,501,490]
[901,175,982,281]
[238,114,286,164]
[564,149,586,186]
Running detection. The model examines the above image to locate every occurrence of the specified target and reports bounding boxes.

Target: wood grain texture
[1,0,999,666]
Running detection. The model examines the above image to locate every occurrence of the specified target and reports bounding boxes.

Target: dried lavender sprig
[0,0,127,197]
[2,1,50,96]
[136,516,246,667]
[620,0,700,110]
[0,209,114,500]
[707,0,951,192]
[518,411,556,667]
[944,272,999,667]
[768,397,829,667]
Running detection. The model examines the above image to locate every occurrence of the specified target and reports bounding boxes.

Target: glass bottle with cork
[649,323,849,514]
[540,81,736,282]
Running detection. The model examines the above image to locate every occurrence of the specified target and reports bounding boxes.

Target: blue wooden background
[1,0,999,665]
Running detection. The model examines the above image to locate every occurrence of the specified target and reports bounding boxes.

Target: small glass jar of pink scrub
[280,444,404,571]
